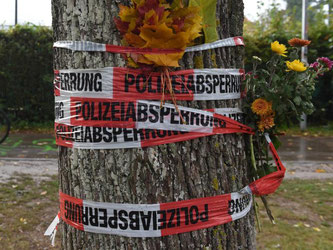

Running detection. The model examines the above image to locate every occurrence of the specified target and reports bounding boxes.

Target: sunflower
[271,41,287,57]
[288,38,311,47]
[251,98,272,116]
[286,59,307,72]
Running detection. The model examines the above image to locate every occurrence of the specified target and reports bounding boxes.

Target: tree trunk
[52,0,256,249]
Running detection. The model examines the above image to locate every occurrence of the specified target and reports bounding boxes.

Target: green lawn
[256,179,333,249]
[282,121,333,137]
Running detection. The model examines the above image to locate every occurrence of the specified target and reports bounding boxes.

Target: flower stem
[250,134,257,172]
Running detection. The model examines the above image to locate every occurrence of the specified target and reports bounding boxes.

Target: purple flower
[317,57,333,70]
[310,61,319,71]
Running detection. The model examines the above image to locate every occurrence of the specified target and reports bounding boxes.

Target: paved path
[0,133,57,182]
[0,133,332,182]
[278,136,333,179]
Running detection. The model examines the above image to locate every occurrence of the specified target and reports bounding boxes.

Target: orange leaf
[124,33,146,48]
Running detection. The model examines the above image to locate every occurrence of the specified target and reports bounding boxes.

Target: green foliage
[244,2,333,124]
[0,24,53,123]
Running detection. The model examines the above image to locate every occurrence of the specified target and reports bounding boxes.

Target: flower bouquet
[243,39,333,227]
[244,39,332,136]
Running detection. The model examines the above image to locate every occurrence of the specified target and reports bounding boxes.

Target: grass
[10,121,53,134]
[0,174,60,249]
[281,121,333,137]
[256,179,333,249]
[0,176,332,249]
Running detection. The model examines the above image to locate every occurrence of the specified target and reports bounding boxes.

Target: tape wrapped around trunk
[54,67,244,100]
[53,37,244,54]
[46,134,285,238]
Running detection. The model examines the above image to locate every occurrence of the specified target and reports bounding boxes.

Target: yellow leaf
[313,227,321,232]
[119,5,138,23]
[315,169,326,173]
[140,53,184,67]
[127,56,139,68]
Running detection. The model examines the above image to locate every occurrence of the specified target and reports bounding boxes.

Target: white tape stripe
[185,37,244,52]
[44,214,60,236]
[230,187,253,221]
[214,108,243,114]
[264,133,271,144]
[53,41,107,52]
[82,200,161,237]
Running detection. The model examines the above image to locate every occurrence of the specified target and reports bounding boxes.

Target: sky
[0,0,286,26]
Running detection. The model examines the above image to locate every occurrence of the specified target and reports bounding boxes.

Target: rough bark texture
[52,0,256,249]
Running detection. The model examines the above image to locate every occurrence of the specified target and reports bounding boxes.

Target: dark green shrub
[0,24,53,123]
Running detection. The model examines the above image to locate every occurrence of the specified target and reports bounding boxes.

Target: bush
[0,24,53,123]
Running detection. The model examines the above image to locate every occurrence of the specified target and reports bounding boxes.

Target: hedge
[0,24,53,123]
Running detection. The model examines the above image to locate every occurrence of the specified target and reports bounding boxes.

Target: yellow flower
[286,59,307,72]
[257,112,275,132]
[271,41,287,57]
[251,98,272,116]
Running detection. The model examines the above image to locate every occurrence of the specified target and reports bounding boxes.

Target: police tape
[45,134,285,238]
[59,187,252,238]
[54,107,243,149]
[45,187,252,238]
[54,67,244,100]
[55,97,252,135]
[53,37,244,54]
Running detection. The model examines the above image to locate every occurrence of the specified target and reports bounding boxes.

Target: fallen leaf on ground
[40,191,47,195]
[313,227,321,232]
[315,169,326,173]
[307,147,313,150]
[20,218,27,224]
[304,223,310,228]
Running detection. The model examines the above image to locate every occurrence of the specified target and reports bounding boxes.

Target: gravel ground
[0,158,58,183]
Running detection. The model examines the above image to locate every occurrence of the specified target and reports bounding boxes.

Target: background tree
[52,0,256,249]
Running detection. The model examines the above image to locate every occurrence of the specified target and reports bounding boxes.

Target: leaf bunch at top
[114,0,202,67]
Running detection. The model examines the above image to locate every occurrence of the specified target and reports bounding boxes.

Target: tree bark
[52,0,256,249]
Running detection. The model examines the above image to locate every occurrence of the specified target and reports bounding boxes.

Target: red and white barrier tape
[54,108,243,149]
[54,67,244,100]
[55,97,252,134]
[45,134,285,238]
[53,37,244,54]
